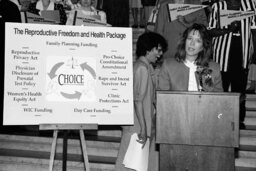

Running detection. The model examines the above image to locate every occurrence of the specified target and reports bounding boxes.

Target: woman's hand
[137,129,148,148]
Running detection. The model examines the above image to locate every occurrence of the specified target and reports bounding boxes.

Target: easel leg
[49,130,58,171]
[40,124,97,171]
[79,130,90,171]
[63,131,68,171]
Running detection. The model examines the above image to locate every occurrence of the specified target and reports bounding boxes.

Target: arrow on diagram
[48,62,64,79]
[80,62,96,79]
[60,91,82,100]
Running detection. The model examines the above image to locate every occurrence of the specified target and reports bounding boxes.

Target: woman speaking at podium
[158,23,223,92]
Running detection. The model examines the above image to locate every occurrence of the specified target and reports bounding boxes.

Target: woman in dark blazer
[158,23,223,92]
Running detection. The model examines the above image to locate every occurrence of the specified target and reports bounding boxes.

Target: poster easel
[39,124,98,171]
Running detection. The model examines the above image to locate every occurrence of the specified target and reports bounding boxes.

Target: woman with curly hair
[115,32,167,171]
[158,23,223,92]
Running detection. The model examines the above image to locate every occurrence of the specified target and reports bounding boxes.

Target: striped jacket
[208,0,256,71]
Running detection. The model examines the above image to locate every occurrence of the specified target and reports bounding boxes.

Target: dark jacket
[158,58,223,92]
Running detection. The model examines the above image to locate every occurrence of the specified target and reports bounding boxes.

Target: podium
[156,91,240,171]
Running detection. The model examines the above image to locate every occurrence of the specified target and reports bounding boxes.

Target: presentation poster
[4,22,133,125]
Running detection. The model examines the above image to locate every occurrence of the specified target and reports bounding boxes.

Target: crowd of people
[1,0,256,170]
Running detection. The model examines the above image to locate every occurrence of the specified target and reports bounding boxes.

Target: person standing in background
[246,12,256,94]
[208,0,256,128]
[142,0,157,27]
[66,0,107,25]
[99,0,130,27]
[129,0,144,28]
[154,0,208,59]
[115,32,167,171]
[28,0,67,25]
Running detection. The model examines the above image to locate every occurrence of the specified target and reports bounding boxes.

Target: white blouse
[36,0,55,15]
[184,60,198,91]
